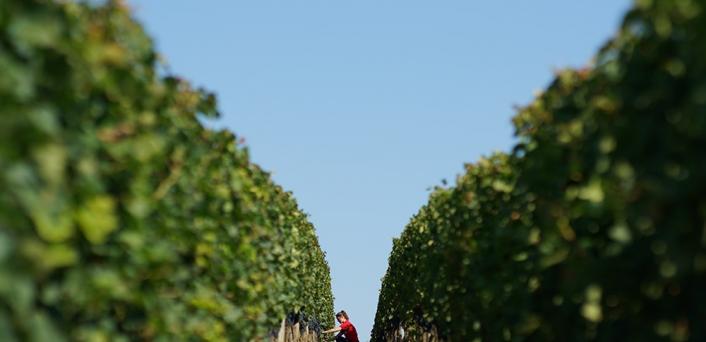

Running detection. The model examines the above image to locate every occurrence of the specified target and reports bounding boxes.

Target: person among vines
[322,310,359,342]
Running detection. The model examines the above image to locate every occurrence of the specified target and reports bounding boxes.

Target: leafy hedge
[372,154,535,340]
[0,0,333,340]
[373,0,706,340]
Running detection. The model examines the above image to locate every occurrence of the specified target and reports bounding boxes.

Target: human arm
[322,326,341,334]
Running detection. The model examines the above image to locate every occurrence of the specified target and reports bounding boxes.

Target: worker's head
[335,310,349,323]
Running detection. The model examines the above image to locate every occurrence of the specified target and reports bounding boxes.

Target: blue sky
[128,1,632,339]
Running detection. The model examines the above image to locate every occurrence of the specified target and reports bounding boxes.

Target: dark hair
[336,310,349,320]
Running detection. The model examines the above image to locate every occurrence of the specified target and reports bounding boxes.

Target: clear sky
[127,1,632,340]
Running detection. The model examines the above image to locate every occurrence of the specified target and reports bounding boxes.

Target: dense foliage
[373,0,706,340]
[0,0,333,340]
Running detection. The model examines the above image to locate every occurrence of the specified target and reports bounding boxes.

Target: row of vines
[373,0,706,341]
[0,0,333,340]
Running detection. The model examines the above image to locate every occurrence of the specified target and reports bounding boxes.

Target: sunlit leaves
[0,0,333,340]
[373,0,706,340]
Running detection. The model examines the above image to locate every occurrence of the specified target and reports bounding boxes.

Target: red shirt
[339,321,359,342]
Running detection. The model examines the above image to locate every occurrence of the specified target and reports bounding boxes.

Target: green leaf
[76,196,118,244]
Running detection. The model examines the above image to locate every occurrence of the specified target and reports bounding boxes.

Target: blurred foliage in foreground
[373,0,706,340]
[0,0,333,340]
